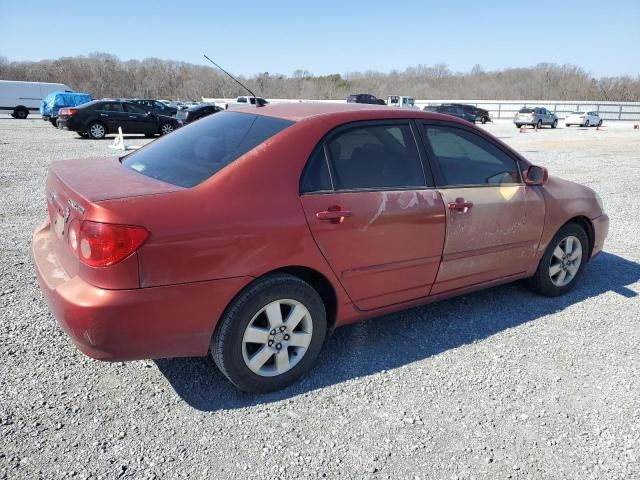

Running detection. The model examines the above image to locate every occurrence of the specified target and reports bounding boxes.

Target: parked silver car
[514,107,558,129]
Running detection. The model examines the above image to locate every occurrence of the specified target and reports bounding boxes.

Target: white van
[0,80,72,119]
[387,95,418,109]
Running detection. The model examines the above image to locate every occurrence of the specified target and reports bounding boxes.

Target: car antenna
[203,54,266,107]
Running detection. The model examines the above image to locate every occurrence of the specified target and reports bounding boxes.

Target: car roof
[237,102,471,124]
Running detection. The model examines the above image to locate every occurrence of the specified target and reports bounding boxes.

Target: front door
[124,102,155,134]
[419,122,545,294]
[300,121,446,311]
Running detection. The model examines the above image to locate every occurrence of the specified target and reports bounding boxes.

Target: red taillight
[78,221,148,267]
[59,108,79,116]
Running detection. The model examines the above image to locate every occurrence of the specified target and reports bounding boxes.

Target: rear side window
[100,102,124,112]
[124,103,147,114]
[300,146,332,193]
[424,125,520,186]
[122,112,294,188]
[327,124,424,190]
[519,107,534,113]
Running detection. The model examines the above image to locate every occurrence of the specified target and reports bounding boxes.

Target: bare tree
[1,54,638,101]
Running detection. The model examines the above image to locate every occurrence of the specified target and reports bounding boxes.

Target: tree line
[1,53,638,102]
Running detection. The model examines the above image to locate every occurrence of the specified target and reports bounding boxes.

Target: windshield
[122,111,294,187]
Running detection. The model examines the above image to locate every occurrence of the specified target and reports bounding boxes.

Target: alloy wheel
[90,123,105,138]
[241,299,313,377]
[161,124,174,135]
[548,235,582,287]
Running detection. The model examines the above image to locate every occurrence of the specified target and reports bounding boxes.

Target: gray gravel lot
[1,117,639,480]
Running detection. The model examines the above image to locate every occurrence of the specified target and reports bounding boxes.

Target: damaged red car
[32,103,609,392]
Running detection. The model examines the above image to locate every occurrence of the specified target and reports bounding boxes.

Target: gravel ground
[1,117,639,480]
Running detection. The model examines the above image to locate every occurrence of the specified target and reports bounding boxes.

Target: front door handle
[447,198,473,213]
[316,208,353,224]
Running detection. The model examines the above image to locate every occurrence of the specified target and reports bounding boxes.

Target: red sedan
[32,103,609,392]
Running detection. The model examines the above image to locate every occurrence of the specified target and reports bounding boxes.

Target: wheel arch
[270,266,338,333]
[216,265,339,337]
[564,215,595,259]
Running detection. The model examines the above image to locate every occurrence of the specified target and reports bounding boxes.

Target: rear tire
[551,119,558,129]
[50,118,58,127]
[584,120,590,127]
[211,273,327,393]
[159,123,175,135]
[565,124,570,127]
[87,122,106,139]
[515,124,522,129]
[528,223,589,297]
[598,119,603,127]
[13,108,28,119]
[536,119,542,129]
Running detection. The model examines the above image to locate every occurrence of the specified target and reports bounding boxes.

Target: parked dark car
[176,103,223,124]
[423,104,476,123]
[57,100,180,139]
[442,103,492,124]
[347,93,386,105]
[130,99,178,117]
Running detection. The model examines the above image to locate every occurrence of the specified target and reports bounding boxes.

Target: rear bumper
[57,117,83,131]
[32,222,252,361]
[591,214,609,258]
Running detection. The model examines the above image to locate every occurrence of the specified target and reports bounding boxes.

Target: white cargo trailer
[0,80,72,119]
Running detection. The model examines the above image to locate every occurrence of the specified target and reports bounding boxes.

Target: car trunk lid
[45,156,183,277]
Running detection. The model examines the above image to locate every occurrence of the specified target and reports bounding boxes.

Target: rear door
[419,122,545,294]
[300,121,446,311]
[96,102,129,132]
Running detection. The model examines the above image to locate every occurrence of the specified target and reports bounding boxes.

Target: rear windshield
[122,111,294,187]
[347,95,358,103]
[519,108,534,113]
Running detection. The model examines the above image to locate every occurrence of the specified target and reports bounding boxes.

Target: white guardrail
[203,98,640,121]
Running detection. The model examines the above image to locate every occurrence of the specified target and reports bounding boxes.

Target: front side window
[326,124,424,190]
[424,125,520,186]
[122,112,294,188]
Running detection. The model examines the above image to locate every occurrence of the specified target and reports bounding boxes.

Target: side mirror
[525,165,548,186]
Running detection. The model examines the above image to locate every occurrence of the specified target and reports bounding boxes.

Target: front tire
[584,120,590,127]
[528,223,589,297]
[536,119,542,129]
[515,124,522,129]
[211,273,327,393]
[551,119,558,129]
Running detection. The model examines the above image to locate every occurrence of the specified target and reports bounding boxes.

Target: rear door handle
[316,209,353,224]
[447,199,473,213]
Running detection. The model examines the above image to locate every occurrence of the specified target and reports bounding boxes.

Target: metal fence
[203,98,640,121]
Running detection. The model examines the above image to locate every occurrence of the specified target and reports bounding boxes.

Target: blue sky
[1,0,638,77]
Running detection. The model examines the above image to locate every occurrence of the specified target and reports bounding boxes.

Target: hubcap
[549,235,582,287]
[242,299,313,377]
[161,124,173,134]
[91,124,105,137]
